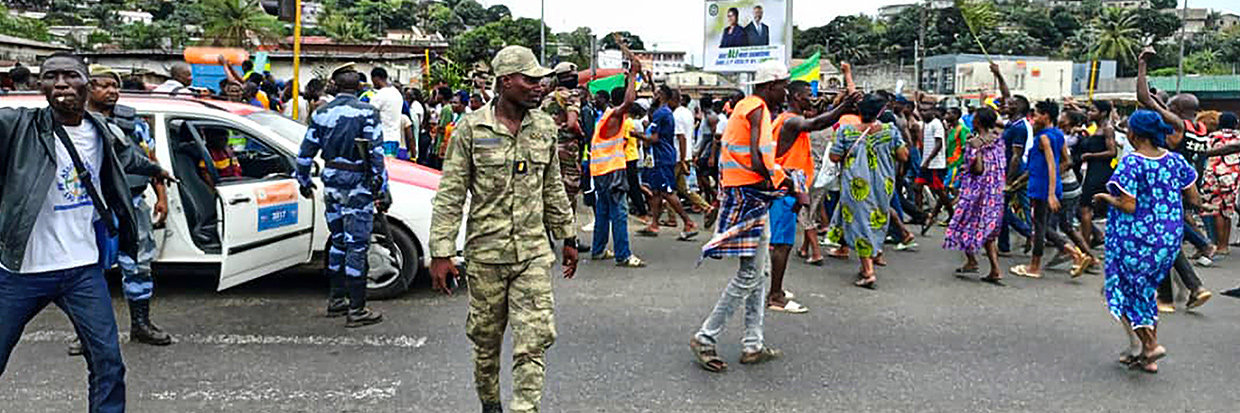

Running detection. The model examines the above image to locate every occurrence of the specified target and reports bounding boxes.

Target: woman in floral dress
[1202,112,1239,255]
[1094,110,1206,374]
[943,107,1005,283]
[826,94,909,289]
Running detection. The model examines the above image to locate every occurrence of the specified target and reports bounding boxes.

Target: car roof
[0,92,265,117]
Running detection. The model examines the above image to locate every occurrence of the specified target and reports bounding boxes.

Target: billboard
[703,0,791,72]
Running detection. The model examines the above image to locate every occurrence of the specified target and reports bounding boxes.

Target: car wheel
[366,225,419,300]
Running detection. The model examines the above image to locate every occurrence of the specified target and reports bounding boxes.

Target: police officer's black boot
[129,300,173,346]
[345,274,382,328]
[326,265,350,318]
[481,402,503,413]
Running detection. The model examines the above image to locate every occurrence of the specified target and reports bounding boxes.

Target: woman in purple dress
[1094,110,1207,374]
[943,107,1005,283]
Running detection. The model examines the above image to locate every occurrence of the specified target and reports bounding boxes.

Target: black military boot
[345,275,382,328]
[129,300,173,345]
[482,402,503,413]
[326,265,350,318]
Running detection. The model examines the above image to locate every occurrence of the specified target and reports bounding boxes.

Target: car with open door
[0,93,458,298]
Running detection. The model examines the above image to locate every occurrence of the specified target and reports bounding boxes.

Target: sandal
[1117,352,1140,366]
[767,300,809,314]
[806,257,824,266]
[738,347,783,365]
[616,256,647,268]
[689,338,727,373]
[1010,264,1041,279]
[676,231,700,241]
[1129,346,1166,374]
[827,248,851,260]
[954,266,980,275]
[637,228,660,237]
[590,250,615,261]
[854,273,877,290]
[1070,256,1094,279]
[980,275,1004,286]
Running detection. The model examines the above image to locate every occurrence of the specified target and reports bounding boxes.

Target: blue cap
[1128,109,1175,148]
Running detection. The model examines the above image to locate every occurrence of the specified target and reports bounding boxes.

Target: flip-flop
[980,276,1005,286]
[1010,264,1042,279]
[767,300,809,314]
[827,248,850,260]
[954,267,980,275]
[806,257,824,266]
[1070,256,1094,278]
[637,229,660,237]
[676,231,700,241]
[854,273,877,290]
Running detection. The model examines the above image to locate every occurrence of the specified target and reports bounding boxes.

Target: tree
[1149,0,1177,9]
[486,5,511,22]
[453,0,489,28]
[0,5,50,42]
[320,12,375,43]
[425,2,466,38]
[115,21,186,50]
[601,31,644,50]
[555,27,595,68]
[1091,8,1140,64]
[448,17,547,65]
[200,0,283,47]
[1131,8,1181,42]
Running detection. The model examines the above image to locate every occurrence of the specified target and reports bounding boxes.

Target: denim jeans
[695,223,770,353]
[118,195,156,301]
[999,193,1033,252]
[591,172,632,262]
[0,264,126,413]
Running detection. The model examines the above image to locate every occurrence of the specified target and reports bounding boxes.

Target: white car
[0,93,457,299]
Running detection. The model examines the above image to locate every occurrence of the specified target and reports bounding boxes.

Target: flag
[790,52,820,96]
[588,74,626,95]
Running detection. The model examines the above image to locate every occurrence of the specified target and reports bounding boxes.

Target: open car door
[175,119,315,290]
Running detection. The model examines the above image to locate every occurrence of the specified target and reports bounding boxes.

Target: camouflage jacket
[430,102,576,264]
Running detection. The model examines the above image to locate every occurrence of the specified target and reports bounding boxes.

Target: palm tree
[320,13,375,43]
[1090,7,1140,64]
[201,0,283,48]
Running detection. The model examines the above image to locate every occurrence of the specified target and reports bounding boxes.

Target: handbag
[53,121,120,268]
[814,128,872,190]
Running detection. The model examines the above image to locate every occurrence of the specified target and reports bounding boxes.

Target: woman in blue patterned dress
[1093,110,1207,374]
[826,94,909,289]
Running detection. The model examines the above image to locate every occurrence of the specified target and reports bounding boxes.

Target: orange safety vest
[589,108,628,176]
[720,96,784,188]
[772,112,814,185]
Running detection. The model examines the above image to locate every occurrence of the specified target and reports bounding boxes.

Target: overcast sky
[481,0,1239,65]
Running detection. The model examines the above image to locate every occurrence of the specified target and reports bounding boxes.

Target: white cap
[745,60,790,85]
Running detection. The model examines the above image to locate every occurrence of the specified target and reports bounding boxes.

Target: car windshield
[245,111,307,147]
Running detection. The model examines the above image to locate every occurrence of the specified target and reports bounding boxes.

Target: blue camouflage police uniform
[115,117,156,301]
[295,92,388,307]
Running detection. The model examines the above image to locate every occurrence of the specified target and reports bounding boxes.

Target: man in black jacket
[0,53,170,413]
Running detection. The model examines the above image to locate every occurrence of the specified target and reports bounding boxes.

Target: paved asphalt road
[3,219,1240,413]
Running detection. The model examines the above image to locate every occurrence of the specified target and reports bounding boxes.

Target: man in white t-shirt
[0,53,171,413]
[669,90,711,214]
[369,67,406,157]
[406,88,425,161]
[916,107,952,234]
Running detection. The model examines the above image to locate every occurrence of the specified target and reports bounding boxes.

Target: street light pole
[1177,0,1188,94]
[540,0,546,65]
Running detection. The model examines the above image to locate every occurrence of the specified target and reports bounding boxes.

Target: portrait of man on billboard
[745,5,769,46]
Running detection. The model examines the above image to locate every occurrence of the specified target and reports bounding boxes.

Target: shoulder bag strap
[52,121,116,235]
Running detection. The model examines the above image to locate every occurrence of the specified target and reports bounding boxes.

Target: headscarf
[1127,109,1175,149]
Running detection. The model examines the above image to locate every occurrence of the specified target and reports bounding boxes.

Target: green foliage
[428,59,468,91]
[319,12,376,43]
[200,0,283,47]
[1131,8,1181,42]
[0,5,51,42]
[554,27,595,68]
[1149,0,1177,9]
[601,31,645,51]
[486,5,511,22]
[448,17,546,65]
[453,0,489,27]
[115,21,186,50]
[1091,8,1141,63]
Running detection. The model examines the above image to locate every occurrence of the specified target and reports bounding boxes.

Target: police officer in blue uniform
[295,64,387,328]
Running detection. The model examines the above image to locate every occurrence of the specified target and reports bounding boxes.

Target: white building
[596,49,687,80]
[955,59,1075,102]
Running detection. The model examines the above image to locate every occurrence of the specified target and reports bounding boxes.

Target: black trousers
[624,160,648,217]
[1158,251,1203,301]
[1030,198,1070,258]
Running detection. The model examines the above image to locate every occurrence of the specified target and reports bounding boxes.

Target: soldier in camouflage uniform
[541,62,585,208]
[429,46,579,413]
[295,64,387,328]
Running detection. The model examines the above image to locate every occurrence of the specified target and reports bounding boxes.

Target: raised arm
[842,62,856,94]
[1136,46,1184,138]
[601,37,642,139]
[990,62,1010,105]
[779,91,862,156]
[217,55,243,86]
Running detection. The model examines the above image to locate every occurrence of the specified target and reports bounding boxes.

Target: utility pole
[591,33,598,80]
[540,0,546,65]
[1176,0,1187,93]
[917,0,927,93]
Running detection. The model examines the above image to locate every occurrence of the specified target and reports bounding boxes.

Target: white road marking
[2,380,402,403]
[20,330,427,348]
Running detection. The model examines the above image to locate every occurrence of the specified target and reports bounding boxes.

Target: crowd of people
[3,39,1240,412]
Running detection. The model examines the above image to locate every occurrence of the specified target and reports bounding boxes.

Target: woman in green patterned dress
[826,94,910,289]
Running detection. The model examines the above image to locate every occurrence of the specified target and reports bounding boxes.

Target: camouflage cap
[553,62,577,74]
[89,64,122,84]
[492,46,553,78]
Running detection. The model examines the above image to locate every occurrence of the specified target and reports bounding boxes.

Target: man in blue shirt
[637,85,699,239]
[991,62,1034,255]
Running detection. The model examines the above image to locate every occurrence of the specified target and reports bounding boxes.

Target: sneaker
[591,250,615,261]
[345,307,384,328]
[895,241,919,251]
[1196,256,1214,267]
[326,298,349,318]
[1157,302,1176,313]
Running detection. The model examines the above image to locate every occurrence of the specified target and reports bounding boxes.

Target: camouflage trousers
[466,254,557,413]
[324,183,374,280]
